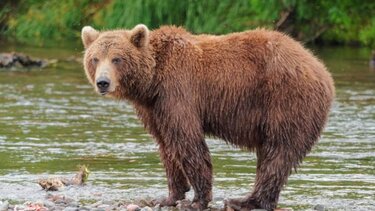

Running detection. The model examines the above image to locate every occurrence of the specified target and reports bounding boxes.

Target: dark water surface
[0,42,374,210]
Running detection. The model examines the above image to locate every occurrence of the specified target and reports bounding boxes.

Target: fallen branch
[303,25,330,43]
[38,165,90,191]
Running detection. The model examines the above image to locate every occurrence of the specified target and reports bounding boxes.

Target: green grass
[1,0,375,47]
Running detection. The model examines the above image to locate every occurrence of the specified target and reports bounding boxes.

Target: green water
[0,42,374,210]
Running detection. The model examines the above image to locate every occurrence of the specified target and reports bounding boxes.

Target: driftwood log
[0,52,48,68]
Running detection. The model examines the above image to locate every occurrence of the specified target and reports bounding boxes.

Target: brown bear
[81,24,334,210]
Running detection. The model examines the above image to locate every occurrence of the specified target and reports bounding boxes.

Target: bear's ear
[81,26,99,48]
[130,24,149,48]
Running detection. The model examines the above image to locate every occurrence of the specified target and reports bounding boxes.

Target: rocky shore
[0,195,226,211]
[0,196,326,211]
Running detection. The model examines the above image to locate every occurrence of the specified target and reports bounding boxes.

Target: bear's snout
[96,76,110,95]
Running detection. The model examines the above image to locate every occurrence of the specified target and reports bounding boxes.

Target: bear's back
[184,29,334,148]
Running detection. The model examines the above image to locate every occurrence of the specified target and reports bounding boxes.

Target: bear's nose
[96,77,110,90]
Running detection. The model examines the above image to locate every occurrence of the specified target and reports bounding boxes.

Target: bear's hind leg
[226,144,299,210]
[251,144,297,210]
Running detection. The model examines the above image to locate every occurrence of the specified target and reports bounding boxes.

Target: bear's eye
[92,57,99,65]
[112,57,122,64]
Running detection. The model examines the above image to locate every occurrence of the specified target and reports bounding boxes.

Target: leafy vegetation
[1,0,374,47]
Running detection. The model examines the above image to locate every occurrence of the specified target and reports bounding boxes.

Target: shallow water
[0,42,374,210]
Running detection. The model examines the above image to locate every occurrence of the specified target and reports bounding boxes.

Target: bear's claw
[151,196,180,207]
[177,199,207,211]
[224,197,260,211]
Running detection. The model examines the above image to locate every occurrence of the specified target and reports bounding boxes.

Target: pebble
[97,204,111,209]
[43,200,56,208]
[69,201,79,207]
[176,199,191,209]
[91,201,103,207]
[0,201,9,211]
[55,199,67,205]
[140,206,153,211]
[137,199,153,207]
[153,204,161,211]
[225,206,235,211]
[63,207,79,211]
[13,205,26,211]
[126,204,141,211]
[50,205,65,211]
[208,201,223,210]
[90,208,105,211]
[78,206,91,211]
[314,204,325,211]
[102,200,114,205]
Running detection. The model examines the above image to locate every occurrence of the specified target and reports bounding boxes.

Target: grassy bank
[1,0,375,47]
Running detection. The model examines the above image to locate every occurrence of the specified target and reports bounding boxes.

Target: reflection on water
[0,43,374,210]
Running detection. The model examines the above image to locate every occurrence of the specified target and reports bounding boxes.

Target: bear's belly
[202,106,263,148]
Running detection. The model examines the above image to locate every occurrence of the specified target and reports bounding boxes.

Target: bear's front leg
[154,101,213,209]
[179,139,213,210]
[156,142,191,206]
[161,136,213,210]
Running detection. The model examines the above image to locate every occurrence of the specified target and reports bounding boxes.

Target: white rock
[140,206,153,211]
[126,204,141,211]
[0,201,9,211]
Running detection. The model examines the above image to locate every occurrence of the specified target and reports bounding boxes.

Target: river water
[0,42,374,210]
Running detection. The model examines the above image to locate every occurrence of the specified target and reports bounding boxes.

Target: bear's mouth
[99,90,108,96]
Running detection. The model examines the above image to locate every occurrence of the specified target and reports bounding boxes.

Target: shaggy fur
[82,25,334,210]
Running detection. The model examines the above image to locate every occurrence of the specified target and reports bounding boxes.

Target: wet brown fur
[82,25,335,210]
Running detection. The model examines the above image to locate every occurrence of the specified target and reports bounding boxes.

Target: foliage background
[0,0,374,47]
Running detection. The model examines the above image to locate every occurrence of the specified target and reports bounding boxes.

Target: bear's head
[81,24,155,100]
